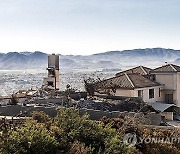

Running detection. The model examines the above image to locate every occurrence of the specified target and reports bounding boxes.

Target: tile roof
[116,66,152,76]
[152,64,180,73]
[95,73,161,90]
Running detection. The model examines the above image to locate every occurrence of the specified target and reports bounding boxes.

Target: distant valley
[0,48,180,70]
[1,48,180,96]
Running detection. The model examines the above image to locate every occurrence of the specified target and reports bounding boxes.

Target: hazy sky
[0,0,180,55]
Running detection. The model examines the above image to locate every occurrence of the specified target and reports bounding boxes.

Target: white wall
[155,73,176,90]
[155,73,180,106]
[176,73,180,107]
[134,86,163,104]
[115,89,134,97]
[115,86,163,104]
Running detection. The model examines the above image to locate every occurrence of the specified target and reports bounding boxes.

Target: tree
[9,94,18,105]
[84,78,96,96]
[2,120,58,154]
[54,108,132,153]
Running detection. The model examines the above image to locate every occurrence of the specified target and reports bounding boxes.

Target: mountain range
[0,48,180,70]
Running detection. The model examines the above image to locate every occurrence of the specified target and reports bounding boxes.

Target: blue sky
[0,0,180,55]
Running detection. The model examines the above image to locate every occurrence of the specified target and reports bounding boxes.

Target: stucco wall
[115,89,134,97]
[115,86,163,104]
[154,73,180,106]
[176,73,180,107]
[134,86,163,104]
[155,74,176,89]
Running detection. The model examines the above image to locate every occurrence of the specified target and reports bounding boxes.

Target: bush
[104,135,138,154]
[2,120,58,154]
[31,111,52,127]
[54,108,132,153]
[137,127,180,154]
[70,141,93,154]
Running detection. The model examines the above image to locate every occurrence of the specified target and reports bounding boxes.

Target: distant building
[94,64,180,107]
[43,54,60,90]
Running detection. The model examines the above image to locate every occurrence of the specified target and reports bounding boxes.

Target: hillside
[0,48,180,70]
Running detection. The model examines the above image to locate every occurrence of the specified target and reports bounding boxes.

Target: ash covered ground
[0,69,116,96]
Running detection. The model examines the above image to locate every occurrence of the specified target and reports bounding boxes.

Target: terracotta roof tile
[95,73,161,90]
[128,74,161,88]
[116,66,152,76]
[152,64,180,73]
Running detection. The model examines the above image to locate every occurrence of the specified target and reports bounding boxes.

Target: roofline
[152,64,180,73]
[95,73,161,90]
[97,87,134,90]
[170,64,178,72]
[116,65,152,76]
[140,66,147,74]
[95,73,125,84]
[134,85,163,90]
[151,72,177,74]
[125,73,135,88]
[95,72,143,84]
[94,74,134,89]
[101,85,163,90]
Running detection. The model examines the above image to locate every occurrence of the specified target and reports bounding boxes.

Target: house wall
[176,73,180,107]
[115,86,163,104]
[155,74,176,89]
[134,86,163,104]
[115,89,134,97]
[154,73,180,107]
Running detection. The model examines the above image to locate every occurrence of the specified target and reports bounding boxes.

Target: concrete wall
[44,77,55,86]
[79,109,120,120]
[55,70,60,89]
[34,98,67,104]
[0,105,57,117]
[79,109,161,125]
[48,54,59,69]
[0,105,161,125]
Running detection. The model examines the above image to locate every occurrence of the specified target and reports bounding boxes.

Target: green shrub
[2,120,58,154]
[70,141,93,154]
